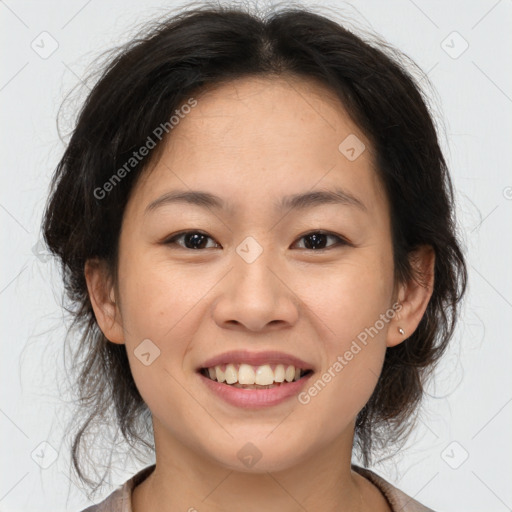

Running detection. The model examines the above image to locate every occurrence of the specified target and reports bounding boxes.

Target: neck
[131,421,390,512]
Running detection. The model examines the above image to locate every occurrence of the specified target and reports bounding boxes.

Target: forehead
[174,74,364,155]
[129,75,386,220]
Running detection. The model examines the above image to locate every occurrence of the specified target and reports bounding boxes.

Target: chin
[205,434,312,474]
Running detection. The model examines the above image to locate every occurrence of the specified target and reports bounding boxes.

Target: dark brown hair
[42,2,467,491]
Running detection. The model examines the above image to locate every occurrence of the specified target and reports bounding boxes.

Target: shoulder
[79,486,125,512]
[77,465,156,512]
[352,464,437,512]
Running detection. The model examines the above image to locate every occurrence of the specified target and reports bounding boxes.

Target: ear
[387,245,435,348]
[84,258,125,345]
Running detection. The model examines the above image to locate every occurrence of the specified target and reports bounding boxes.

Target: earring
[398,327,405,335]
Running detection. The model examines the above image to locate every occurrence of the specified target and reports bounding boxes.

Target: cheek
[298,310,389,447]
[297,250,393,417]
[305,248,394,340]
[117,252,210,341]
[115,258,207,417]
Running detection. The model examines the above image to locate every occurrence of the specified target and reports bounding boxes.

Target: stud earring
[398,327,405,335]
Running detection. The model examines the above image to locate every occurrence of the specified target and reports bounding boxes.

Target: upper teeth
[206,364,305,385]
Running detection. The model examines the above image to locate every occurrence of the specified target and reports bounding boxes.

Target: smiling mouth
[199,363,314,389]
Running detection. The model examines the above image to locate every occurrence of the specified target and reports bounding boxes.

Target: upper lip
[199,350,315,371]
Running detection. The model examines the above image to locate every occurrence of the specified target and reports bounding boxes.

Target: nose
[212,245,300,333]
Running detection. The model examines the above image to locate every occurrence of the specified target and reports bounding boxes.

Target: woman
[42,3,467,511]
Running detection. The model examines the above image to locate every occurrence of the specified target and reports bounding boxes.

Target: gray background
[1,0,511,511]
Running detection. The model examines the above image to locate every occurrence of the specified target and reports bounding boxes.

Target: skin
[85,75,435,512]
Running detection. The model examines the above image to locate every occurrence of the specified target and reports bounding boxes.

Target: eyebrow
[144,187,367,215]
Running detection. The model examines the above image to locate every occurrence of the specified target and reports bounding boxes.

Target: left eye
[292,231,347,250]
[164,230,347,251]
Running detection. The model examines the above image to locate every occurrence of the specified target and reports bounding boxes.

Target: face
[91,76,407,473]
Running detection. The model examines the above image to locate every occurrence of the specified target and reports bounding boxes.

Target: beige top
[80,463,435,512]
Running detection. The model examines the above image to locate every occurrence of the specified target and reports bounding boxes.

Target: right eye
[163,230,221,250]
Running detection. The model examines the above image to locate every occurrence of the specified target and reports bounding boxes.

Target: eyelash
[163,230,350,251]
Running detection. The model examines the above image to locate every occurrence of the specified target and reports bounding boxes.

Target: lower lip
[198,371,313,409]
